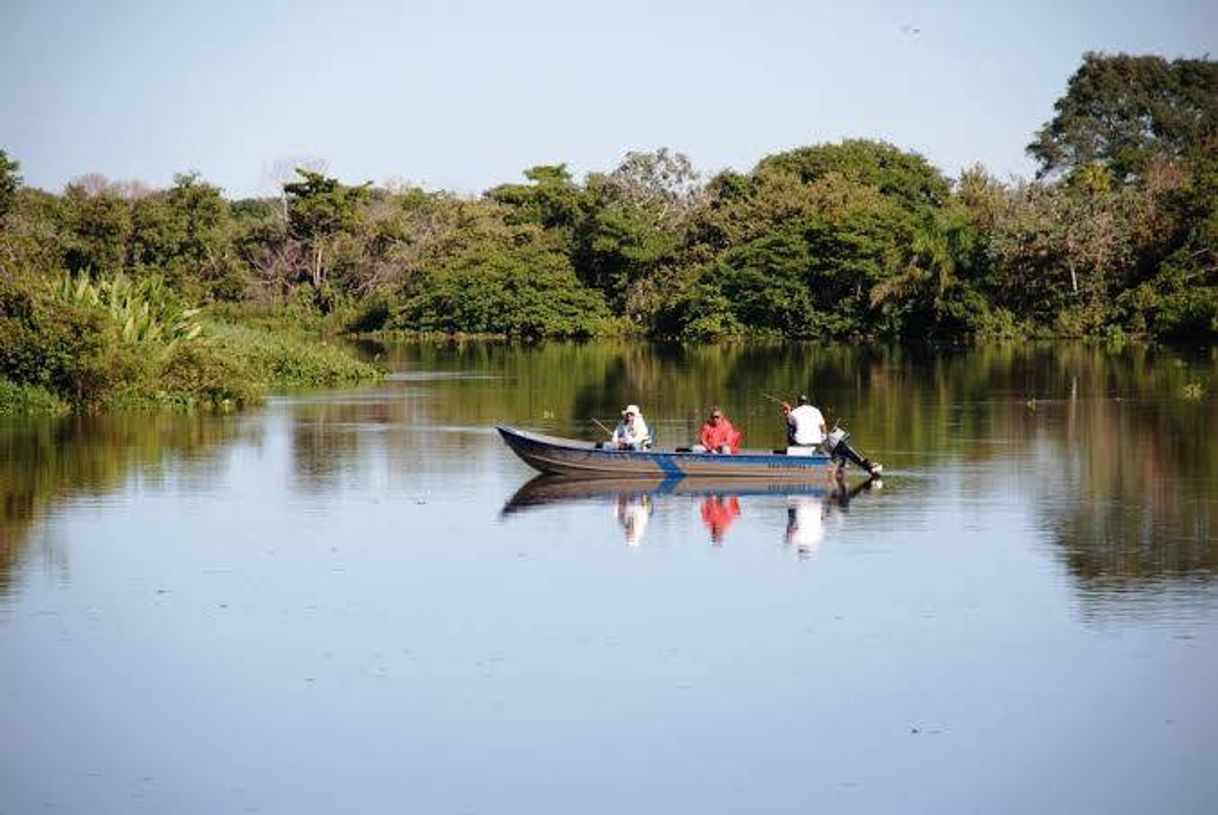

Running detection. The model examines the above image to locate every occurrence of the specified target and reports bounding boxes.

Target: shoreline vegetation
[2,52,1216,413]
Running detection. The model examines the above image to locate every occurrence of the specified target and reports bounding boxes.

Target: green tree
[283,169,370,291]
[987,181,1138,334]
[682,142,942,339]
[60,179,133,274]
[130,172,238,298]
[486,165,585,249]
[0,150,21,221]
[869,205,989,339]
[1116,135,1218,337]
[394,234,611,339]
[1029,52,1218,182]
[758,139,950,210]
[572,150,701,312]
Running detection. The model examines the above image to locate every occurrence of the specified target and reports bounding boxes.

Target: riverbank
[0,271,383,414]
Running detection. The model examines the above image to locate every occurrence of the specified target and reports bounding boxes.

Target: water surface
[2,342,1216,814]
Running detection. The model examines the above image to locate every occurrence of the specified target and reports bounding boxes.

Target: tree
[0,150,21,220]
[599,148,702,216]
[60,179,134,274]
[485,164,585,245]
[683,144,938,339]
[394,234,611,339]
[869,205,988,339]
[757,139,950,211]
[283,169,370,290]
[1029,52,1218,182]
[987,181,1138,333]
[130,172,235,297]
[574,150,702,304]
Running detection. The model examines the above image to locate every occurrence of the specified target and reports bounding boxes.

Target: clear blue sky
[3,0,1215,198]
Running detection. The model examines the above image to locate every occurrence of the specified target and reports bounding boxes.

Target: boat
[495,424,851,480]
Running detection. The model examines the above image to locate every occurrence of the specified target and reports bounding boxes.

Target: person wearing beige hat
[610,404,651,450]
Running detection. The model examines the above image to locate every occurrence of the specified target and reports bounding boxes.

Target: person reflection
[700,495,741,546]
[785,496,826,558]
[785,475,882,557]
[616,493,654,547]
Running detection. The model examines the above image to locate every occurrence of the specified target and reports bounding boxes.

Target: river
[2,341,1216,814]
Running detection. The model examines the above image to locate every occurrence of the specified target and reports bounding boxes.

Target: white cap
[623,404,641,416]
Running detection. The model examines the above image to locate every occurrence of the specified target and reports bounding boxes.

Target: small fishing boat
[495,425,879,480]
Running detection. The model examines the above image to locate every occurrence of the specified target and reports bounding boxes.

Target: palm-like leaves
[55,271,203,347]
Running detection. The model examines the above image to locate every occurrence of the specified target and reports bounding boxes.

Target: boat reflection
[502,474,882,548]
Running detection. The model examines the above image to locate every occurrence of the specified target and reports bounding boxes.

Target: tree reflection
[0,414,249,598]
[4,341,1214,600]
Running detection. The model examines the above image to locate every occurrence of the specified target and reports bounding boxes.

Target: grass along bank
[0,270,383,414]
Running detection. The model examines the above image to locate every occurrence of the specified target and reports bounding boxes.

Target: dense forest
[2,52,1216,411]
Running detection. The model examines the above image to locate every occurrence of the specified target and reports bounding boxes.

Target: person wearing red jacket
[692,406,741,454]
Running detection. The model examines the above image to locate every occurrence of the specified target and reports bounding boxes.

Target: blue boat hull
[496,425,836,479]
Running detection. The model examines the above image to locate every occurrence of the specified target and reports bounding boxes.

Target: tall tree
[1029,52,1218,182]
[757,139,950,211]
[130,172,234,295]
[60,178,134,274]
[283,169,369,289]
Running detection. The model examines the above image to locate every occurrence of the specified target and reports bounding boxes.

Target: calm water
[2,342,1216,814]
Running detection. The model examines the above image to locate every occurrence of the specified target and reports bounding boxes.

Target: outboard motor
[823,427,883,477]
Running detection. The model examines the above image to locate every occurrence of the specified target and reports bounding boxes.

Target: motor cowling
[825,427,882,477]
[824,427,849,454]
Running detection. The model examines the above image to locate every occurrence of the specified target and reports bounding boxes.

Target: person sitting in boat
[692,406,741,454]
[610,405,651,450]
[782,394,826,447]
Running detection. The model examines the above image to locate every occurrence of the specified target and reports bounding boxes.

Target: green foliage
[758,139,951,210]
[55,271,203,346]
[129,172,237,298]
[683,142,943,340]
[284,169,372,292]
[985,180,1139,334]
[285,170,370,241]
[0,272,112,401]
[394,238,612,338]
[487,165,584,240]
[0,150,20,220]
[1029,52,1218,182]
[155,339,261,408]
[0,267,379,412]
[1117,256,1218,339]
[870,205,990,340]
[60,180,133,274]
[0,378,68,414]
[1,52,1217,350]
[207,322,383,388]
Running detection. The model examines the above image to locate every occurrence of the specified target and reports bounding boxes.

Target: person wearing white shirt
[782,394,826,446]
[610,404,651,450]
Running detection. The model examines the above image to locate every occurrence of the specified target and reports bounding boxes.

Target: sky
[2,0,1216,198]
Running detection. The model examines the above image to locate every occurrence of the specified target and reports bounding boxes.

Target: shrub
[0,379,68,414]
[157,340,262,408]
[207,322,383,388]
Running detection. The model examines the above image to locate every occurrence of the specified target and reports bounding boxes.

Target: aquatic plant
[55,270,203,347]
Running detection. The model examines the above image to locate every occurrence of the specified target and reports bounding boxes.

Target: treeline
[2,51,1216,355]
